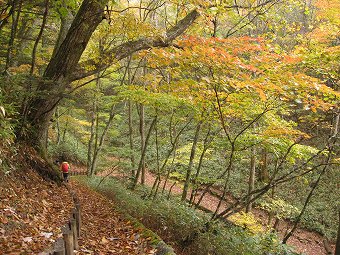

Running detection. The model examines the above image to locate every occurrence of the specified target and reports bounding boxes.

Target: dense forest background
[0,0,339,254]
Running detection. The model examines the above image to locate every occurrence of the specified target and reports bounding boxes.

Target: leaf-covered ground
[71,180,156,255]
[0,168,73,254]
[0,164,158,254]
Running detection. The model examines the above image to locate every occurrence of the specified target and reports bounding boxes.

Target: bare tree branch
[69,9,200,81]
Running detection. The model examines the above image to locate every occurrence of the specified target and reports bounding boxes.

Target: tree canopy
[0,0,339,254]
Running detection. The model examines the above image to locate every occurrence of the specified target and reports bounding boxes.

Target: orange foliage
[139,35,338,114]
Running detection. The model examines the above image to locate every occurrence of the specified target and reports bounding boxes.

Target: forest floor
[0,166,159,254]
[92,164,335,255]
[70,180,157,254]
[0,168,73,254]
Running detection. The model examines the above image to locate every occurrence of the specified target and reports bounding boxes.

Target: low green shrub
[48,133,88,164]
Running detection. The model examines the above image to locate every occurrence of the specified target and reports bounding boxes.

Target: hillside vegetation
[0,0,339,254]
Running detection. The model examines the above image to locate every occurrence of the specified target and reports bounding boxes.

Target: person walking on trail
[60,161,70,182]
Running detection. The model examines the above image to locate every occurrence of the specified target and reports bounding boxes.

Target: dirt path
[71,180,156,255]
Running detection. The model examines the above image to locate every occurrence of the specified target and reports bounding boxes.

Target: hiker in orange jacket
[60,160,70,182]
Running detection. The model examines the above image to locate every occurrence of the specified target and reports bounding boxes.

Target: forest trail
[0,167,158,255]
[70,180,157,254]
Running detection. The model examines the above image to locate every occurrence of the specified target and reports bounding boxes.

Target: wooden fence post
[70,217,79,250]
[74,204,81,237]
[62,225,74,255]
[53,238,65,255]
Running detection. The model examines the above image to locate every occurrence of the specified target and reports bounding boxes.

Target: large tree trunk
[20,0,199,151]
[52,2,74,58]
[21,0,107,150]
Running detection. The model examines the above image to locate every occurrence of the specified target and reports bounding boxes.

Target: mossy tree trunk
[22,0,108,152]
[18,0,199,154]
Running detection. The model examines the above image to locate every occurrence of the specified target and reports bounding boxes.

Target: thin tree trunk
[87,100,96,176]
[123,56,135,177]
[161,114,191,194]
[246,146,256,212]
[90,103,117,175]
[15,13,35,64]
[152,117,192,198]
[259,148,269,182]
[283,113,339,244]
[195,143,235,209]
[55,107,61,145]
[150,117,161,198]
[139,104,145,184]
[167,182,177,200]
[282,164,326,244]
[212,167,233,219]
[128,100,136,173]
[4,0,22,72]
[181,121,202,201]
[132,116,157,190]
[30,0,49,75]
[212,15,218,37]
[267,187,276,229]
[62,118,68,143]
[189,126,212,205]
[162,148,177,194]
[335,210,340,255]
[90,107,99,173]
[155,117,191,193]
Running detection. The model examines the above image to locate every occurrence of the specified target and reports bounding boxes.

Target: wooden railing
[44,184,81,255]
[69,171,86,176]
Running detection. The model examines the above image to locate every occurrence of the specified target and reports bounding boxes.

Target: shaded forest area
[0,0,339,254]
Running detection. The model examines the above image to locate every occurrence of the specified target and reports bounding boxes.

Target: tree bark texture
[20,1,199,150]
[52,3,74,58]
[22,0,108,148]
